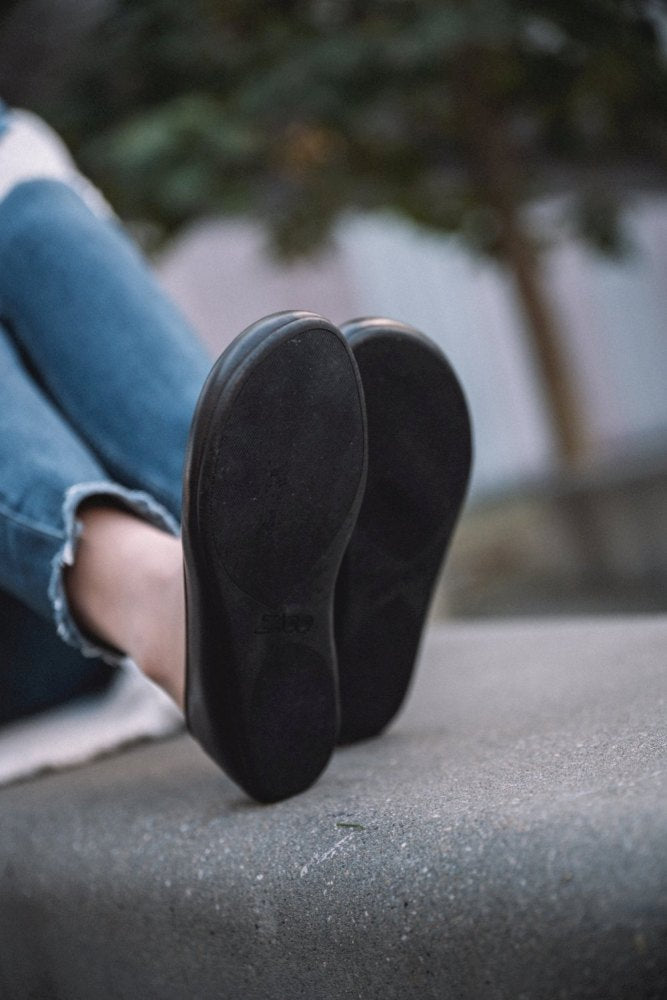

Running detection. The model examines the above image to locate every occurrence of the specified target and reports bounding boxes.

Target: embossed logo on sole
[254,613,314,635]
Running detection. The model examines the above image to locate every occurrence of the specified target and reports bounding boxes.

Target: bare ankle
[132,554,186,707]
[66,504,186,708]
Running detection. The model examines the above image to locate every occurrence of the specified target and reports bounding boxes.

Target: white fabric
[0,107,113,219]
[0,660,184,786]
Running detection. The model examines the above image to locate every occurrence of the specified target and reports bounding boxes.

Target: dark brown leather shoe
[335,317,472,744]
[182,312,367,802]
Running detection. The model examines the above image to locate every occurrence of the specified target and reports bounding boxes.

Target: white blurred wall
[156,198,667,499]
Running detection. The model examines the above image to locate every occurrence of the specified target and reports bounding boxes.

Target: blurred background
[2,0,666,619]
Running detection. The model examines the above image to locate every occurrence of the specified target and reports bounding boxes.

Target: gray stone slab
[1,617,665,1000]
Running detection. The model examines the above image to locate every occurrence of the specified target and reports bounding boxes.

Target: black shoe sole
[182,311,367,802]
[335,318,472,744]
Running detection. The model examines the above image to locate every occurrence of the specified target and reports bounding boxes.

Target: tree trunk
[455,51,586,467]
[500,205,585,466]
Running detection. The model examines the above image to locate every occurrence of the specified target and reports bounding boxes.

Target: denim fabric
[0,179,211,720]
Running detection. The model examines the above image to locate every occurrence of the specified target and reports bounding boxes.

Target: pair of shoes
[182,311,471,803]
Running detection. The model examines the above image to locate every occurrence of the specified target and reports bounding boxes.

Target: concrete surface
[0,616,665,1000]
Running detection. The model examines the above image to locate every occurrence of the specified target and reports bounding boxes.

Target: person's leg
[65,503,186,706]
[0,323,184,717]
[0,178,211,520]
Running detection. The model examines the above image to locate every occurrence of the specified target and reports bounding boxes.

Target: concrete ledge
[1,617,665,999]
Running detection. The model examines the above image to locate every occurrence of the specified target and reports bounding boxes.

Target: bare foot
[65,504,185,708]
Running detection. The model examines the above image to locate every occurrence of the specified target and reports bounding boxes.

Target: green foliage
[45,0,667,256]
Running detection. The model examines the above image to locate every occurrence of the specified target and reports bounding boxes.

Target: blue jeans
[0,180,211,722]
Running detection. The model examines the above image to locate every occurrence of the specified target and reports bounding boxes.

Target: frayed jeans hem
[47,481,180,666]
